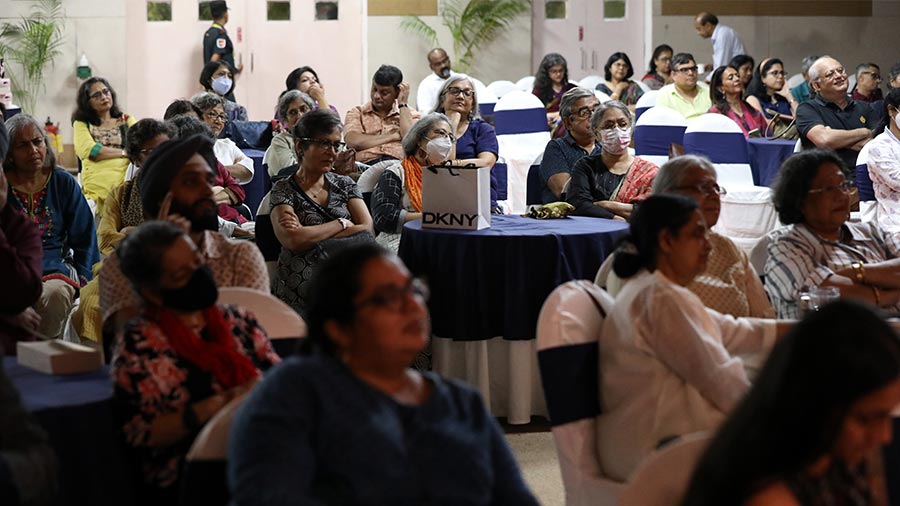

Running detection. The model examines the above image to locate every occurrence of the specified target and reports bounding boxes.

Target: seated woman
[766,149,900,319]
[264,90,314,177]
[4,114,99,340]
[566,100,658,219]
[283,66,339,117]
[72,77,135,213]
[532,53,577,138]
[228,244,539,505]
[199,60,248,123]
[434,75,501,210]
[708,65,769,138]
[371,113,454,251]
[640,44,673,91]
[745,58,798,122]
[163,99,201,122]
[682,300,900,506]
[728,54,755,91]
[539,87,601,203]
[270,110,374,317]
[598,194,785,481]
[112,221,278,503]
[192,92,254,183]
[866,89,900,233]
[595,52,644,109]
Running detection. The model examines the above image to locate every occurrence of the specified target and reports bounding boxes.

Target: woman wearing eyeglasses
[264,90,315,177]
[72,77,136,213]
[745,58,798,122]
[270,109,374,317]
[708,65,770,138]
[766,149,900,319]
[434,75,501,210]
[595,52,644,110]
[192,92,255,183]
[229,244,539,505]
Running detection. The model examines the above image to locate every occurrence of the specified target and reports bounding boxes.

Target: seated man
[850,62,884,104]
[344,65,417,165]
[538,87,600,203]
[796,57,875,180]
[655,53,712,120]
[98,134,269,350]
[417,48,454,114]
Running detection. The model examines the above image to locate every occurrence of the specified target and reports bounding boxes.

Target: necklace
[295,171,325,199]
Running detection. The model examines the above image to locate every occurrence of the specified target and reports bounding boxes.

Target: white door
[531,0,590,80]
[584,0,647,82]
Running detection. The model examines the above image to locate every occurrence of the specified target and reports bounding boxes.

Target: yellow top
[73,114,136,213]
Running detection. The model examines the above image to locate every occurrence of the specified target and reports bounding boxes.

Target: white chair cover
[578,75,604,91]
[633,106,687,168]
[617,432,712,506]
[476,84,499,118]
[486,80,518,99]
[786,73,805,90]
[355,159,395,193]
[536,280,624,506]
[634,89,659,122]
[713,186,779,254]
[749,234,771,278]
[186,393,249,461]
[684,113,755,189]
[593,90,612,103]
[493,90,552,213]
[635,80,651,93]
[516,75,536,91]
[217,287,307,339]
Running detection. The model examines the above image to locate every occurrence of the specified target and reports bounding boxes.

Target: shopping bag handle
[426,160,478,176]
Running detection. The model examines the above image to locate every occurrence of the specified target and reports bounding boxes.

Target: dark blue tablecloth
[746,138,797,187]
[398,215,629,342]
[5,357,134,506]
[242,149,270,219]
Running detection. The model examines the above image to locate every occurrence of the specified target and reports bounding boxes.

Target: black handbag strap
[289,174,338,222]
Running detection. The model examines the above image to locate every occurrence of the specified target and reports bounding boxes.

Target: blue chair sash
[493,108,549,135]
[634,125,686,156]
[538,342,601,426]
[684,132,749,164]
[857,163,875,201]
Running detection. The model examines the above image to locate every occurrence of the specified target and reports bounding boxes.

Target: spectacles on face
[767,70,787,77]
[302,137,347,152]
[597,118,630,130]
[429,128,456,142]
[675,66,699,75]
[548,67,566,75]
[89,88,112,100]
[860,71,883,82]
[287,105,311,117]
[572,105,599,119]
[447,87,475,98]
[808,180,853,196]
[820,67,846,82]
[674,182,727,197]
[356,277,429,312]
[204,111,228,123]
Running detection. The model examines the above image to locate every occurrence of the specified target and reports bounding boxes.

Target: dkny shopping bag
[422,163,491,230]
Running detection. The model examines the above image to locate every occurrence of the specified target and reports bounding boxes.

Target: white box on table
[17,339,103,375]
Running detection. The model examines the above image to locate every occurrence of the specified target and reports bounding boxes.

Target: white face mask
[599,126,631,154]
[424,136,453,163]
[211,76,232,96]
[894,111,900,130]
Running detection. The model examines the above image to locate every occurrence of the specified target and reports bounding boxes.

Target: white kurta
[214,138,255,183]
[597,269,775,481]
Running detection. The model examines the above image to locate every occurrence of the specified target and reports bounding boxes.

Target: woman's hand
[277,206,302,231]
[307,82,326,103]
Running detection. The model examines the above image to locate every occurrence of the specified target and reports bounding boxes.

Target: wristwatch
[398,103,409,109]
[338,218,350,230]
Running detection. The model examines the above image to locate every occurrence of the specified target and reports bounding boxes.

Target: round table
[398,214,628,423]
[746,137,797,187]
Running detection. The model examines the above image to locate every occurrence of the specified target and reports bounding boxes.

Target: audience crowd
[3,9,900,506]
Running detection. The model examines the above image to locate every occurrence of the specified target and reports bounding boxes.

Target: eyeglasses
[820,67,846,82]
[286,105,311,117]
[89,88,112,100]
[430,128,456,142]
[674,183,727,196]
[675,66,699,75]
[808,180,853,195]
[767,70,787,77]
[357,278,429,311]
[204,111,228,123]
[860,71,883,81]
[301,137,347,152]
[447,87,475,98]
[572,105,599,119]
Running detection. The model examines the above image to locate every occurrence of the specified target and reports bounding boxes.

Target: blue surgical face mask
[211,76,232,96]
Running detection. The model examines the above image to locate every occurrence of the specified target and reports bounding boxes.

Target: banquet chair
[254,192,279,285]
[181,393,250,506]
[749,235,771,280]
[593,90,612,103]
[487,80,518,99]
[578,75,604,91]
[526,152,544,206]
[217,287,307,356]
[617,432,712,506]
[493,90,552,213]
[856,142,877,223]
[634,89,659,122]
[516,75,536,91]
[786,73,805,90]
[474,79,499,119]
[635,80,651,93]
[633,106,687,168]
[537,280,624,506]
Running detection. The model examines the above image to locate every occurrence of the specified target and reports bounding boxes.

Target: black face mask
[160,265,218,311]
[171,197,219,233]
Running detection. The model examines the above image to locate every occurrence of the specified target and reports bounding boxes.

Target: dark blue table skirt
[242,149,271,219]
[746,138,797,187]
[398,215,628,342]
[5,357,135,506]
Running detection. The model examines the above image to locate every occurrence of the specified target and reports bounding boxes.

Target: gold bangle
[872,285,881,306]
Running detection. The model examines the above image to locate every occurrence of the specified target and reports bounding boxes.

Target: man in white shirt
[416,48,454,113]
[694,12,745,71]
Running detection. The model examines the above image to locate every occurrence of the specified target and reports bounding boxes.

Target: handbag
[228,120,274,149]
[291,177,374,257]
[765,109,798,140]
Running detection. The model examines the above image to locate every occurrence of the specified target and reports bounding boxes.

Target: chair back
[526,152,544,205]
[254,192,279,284]
[487,80,518,99]
[749,234,771,279]
[617,432,712,506]
[579,75,603,91]
[786,73,805,90]
[494,91,552,213]
[475,80,498,118]
[634,89,659,122]
[516,75,536,91]
[217,287,306,340]
[537,280,623,506]
[856,141,875,202]
[683,113,754,189]
[633,106,687,167]
[593,90,612,104]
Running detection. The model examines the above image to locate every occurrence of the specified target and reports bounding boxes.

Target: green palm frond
[400,16,439,48]
[0,0,66,113]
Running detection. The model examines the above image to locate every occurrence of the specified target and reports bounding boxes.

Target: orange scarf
[401,157,424,212]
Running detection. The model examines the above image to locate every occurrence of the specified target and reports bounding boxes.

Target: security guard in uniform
[203,0,242,101]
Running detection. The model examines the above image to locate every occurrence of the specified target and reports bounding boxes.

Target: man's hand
[333,149,357,176]
[397,82,411,105]
[157,191,192,234]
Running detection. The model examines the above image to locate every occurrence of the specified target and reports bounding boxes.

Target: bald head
[428,48,452,79]
[694,12,717,38]
[809,57,849,100]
